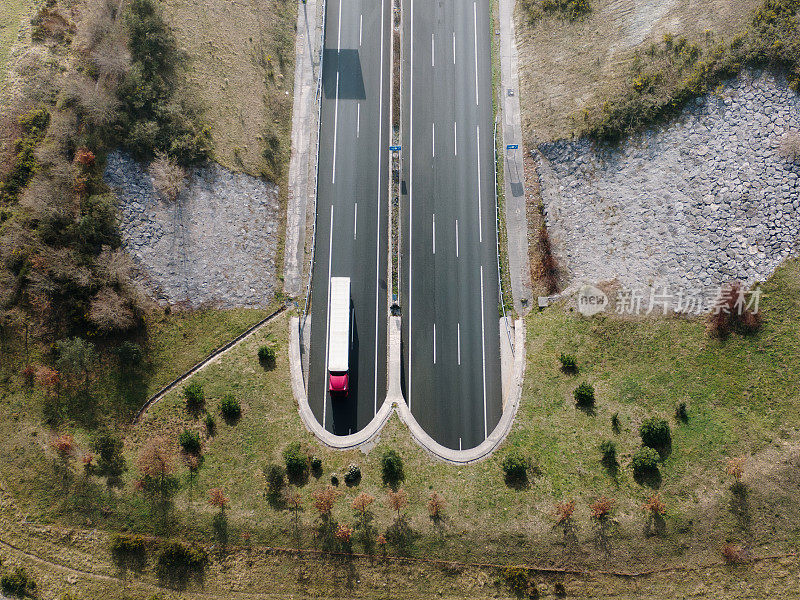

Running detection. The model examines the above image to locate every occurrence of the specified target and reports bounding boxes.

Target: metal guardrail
[493,118,514,355]
[301,0,328,333]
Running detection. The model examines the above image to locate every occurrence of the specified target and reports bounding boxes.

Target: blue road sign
[390,145,401,151]
[506,144,518,150]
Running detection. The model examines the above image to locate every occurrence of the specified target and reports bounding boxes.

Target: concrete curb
[289,316,526,463]
[290,317,393,449]
[394,319,525,464]
[498,0,533,314]
[284,0,323,298]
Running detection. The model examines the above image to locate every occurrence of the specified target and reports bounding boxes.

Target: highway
[307,0,391,434]
[400,0,503,450]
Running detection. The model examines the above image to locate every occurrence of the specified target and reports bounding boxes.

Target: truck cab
[327,277,351,394]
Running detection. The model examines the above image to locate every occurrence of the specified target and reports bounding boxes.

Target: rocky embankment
[536,71,800,297]
[104,152,281,308]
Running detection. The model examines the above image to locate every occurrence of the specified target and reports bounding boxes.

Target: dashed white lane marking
[455,218,459,257]
[433,323,437,364]
[457,322,461,365]
[476,125,482,243]
[354,202,358,239]
[432,213,436,254]
[431,33,435,67]
[432,122,435,157]
[454,121,457,156]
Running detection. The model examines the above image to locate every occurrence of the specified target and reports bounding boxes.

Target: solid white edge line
[408,0,414,411]
[322,204,334,430]
[477,125,482,243]
[473,1,479,106]
[354,202,358,239]
[480,265,487,439]
[374,0,386,415]
[332,0,343,184]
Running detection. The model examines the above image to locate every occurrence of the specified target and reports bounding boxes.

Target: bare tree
[149,153,187,202]
[88,286,137,334]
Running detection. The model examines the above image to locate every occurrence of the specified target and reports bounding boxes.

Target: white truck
[327,277,351,394]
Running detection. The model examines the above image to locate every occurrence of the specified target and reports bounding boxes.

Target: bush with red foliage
[707,281,762,338]
[74,147,96,166]
[721,544,750,564]
[21,364,35,387]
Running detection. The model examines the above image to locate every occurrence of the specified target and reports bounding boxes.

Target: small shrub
[501,452,529,485]
[155,541,208,584]
[554,582,566,597]
[116,341,143,368]
[631,446,660,478]
[1,567,36,597]
[675,402,688,423]
[639,417,671,449]
[599,440,617,465]
[330,475,339,486]
[283,442,308,482]
[178,429,201,454]
[559,352,577,373]
[258,344,276,367]
[203,413,216,435]
[343,463,361,486]
[573,382,595,407]
[380,449,405,486]
[503,566,530,596]
[183,381,204,412]
[721,543,749,564]
[219,394,241,421]
[111,534,147,569]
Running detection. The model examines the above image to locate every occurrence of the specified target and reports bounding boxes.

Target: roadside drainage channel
[290,315,525,463]
[133,306,287,424]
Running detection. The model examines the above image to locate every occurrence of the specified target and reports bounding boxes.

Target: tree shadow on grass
[575,402,596,417]
[644,513,666,537]
[504,472,530,491]
[730,482,751,533]
[601,457,619,481]
[633,468,662,489]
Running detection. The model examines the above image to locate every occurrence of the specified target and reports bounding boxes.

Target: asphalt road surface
[308,0,391,435]
[400,0,503,450]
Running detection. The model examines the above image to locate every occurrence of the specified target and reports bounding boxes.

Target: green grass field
[0,257,799,596]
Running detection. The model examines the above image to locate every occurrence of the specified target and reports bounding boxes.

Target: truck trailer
[327,277,351,394]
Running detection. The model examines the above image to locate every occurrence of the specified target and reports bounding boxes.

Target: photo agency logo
[577,285,609,316]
